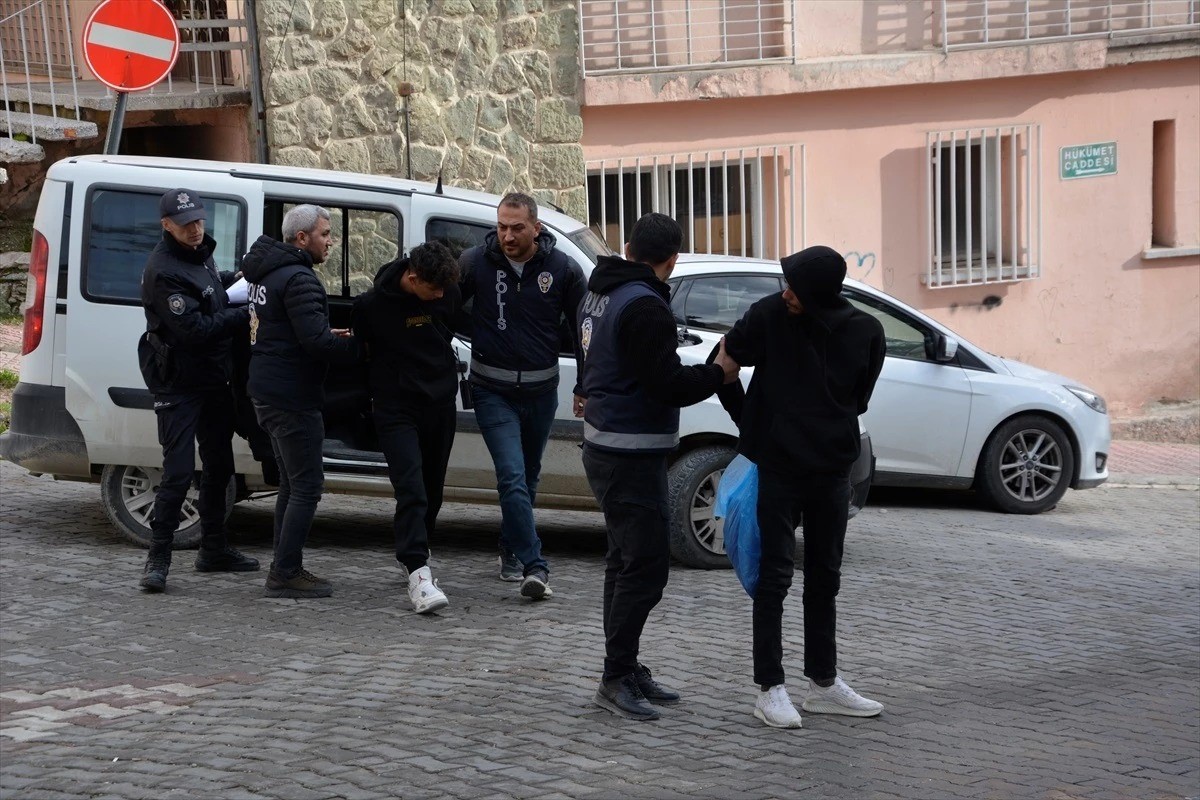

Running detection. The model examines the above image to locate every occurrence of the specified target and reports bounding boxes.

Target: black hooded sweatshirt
[351,256,463,407]
[580,254,724,408]
[241,235,360,411]
[719,246,885,474]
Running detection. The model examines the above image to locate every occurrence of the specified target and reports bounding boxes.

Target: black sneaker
[634,663,681,704]
[264,568,333,599]
[520,568,553,600]
[195,547,260,573]
[594,674,660,721]
[139,552,171,593]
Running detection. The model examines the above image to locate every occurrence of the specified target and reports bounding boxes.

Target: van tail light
[22,230,49,356]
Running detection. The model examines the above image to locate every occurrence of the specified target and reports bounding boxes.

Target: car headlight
[1065,385,1107,414]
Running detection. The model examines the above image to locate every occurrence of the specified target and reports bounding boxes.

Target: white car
[667,255,1110,514]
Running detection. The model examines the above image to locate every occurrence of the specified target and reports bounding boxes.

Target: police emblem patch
[168,294,186,315]
[580,317,593,355]
[538,271,553,294]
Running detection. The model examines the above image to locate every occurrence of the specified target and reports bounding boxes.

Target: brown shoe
[263,568,332,598]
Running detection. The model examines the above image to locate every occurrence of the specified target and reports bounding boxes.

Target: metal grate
[585,145,802,261]
[0,0,82,142]
[579,0,794,76]
[938,0,1200,52]
[925,124,1042,288]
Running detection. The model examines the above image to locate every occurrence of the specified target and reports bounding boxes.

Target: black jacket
[138,231,248,394]
[351,256,462,407]
[459,230,586,397]
[581,255,724,409]
[242,235,360,411]
[720,286,885,474]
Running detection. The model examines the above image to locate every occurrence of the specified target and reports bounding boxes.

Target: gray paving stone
[1,461,1198,798]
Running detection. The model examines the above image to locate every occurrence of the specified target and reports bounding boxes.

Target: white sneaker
[801,677,883,717]
[407,566,449,614]
[753,685,803,728]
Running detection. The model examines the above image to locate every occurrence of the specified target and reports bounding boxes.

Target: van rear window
[85,189,243,303]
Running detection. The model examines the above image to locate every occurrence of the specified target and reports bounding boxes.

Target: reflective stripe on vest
[470,358,559,384]
[583,421,680,451]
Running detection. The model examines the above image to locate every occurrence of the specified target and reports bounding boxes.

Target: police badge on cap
[159,188,207,225]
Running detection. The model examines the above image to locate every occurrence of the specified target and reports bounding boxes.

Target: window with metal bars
[926,124,1042,287]
[585,146,800,261]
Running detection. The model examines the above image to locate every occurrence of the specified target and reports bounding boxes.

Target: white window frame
[925,123,1042,288]
[585,145,804,261]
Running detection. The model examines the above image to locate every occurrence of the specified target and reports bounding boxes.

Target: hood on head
[781,245,847,309]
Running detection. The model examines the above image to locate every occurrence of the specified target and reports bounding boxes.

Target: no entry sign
[82,0,181,92]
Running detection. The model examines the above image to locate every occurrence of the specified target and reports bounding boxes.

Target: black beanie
[781,246,847,308]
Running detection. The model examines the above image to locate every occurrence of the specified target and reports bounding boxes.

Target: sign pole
[103,92,128,155]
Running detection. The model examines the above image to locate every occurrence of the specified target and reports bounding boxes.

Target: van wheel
[667,445,735,570]
[99,464,235,549]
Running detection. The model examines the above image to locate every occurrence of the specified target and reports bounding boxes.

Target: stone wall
[257,0,587,221]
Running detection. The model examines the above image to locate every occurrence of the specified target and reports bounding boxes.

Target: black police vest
[580,281,680,454]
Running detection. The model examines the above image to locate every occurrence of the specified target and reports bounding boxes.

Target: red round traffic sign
[82,0,181,93]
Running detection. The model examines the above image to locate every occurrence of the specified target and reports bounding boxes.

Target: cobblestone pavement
[1,460,1197,800]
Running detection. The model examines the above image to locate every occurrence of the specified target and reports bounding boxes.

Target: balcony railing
[939,0,1200,51]
[1,0,251,142]
[579,1,794,76]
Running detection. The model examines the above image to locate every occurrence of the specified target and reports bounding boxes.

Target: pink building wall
[582,59,1200,415]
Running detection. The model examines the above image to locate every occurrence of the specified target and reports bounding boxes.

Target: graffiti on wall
[843,251,894,289]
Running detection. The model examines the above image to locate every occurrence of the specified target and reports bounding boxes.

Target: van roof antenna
[435,171,444,195]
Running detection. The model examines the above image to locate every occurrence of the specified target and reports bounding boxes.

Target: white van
[0,155,873,569]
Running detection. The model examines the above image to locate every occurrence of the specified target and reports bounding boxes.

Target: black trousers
[753,466,851,687]
[374,399,457,573]
[253,401,325,578]
[151,388,236,552]
[582,444,671,681]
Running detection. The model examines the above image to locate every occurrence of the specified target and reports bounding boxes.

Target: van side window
[427,218,491,259]
[263,201,401,298]
[85,189,243,303]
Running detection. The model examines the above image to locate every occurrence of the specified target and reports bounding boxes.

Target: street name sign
[1060,142,1117,180]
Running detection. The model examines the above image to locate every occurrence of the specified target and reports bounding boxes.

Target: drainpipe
[245,0,270,164]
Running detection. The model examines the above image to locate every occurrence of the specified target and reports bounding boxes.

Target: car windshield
[565,227,613,265]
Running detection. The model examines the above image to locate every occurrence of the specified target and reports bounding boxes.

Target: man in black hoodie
[719,245,886,729]
[242,204,360,599]
[351,242,461,615]
[577,213,740,721]
[136,188,259,593]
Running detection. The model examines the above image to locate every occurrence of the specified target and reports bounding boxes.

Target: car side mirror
[931,333,959,363]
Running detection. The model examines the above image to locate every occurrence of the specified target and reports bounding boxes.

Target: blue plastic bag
[713,454,760,597]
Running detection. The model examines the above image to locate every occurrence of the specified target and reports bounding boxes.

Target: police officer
[242,204,360,599]
[136,188,259,593]
[577,213,739,720]
[458,193,587,600]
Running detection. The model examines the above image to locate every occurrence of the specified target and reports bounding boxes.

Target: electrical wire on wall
[401,0,412,179]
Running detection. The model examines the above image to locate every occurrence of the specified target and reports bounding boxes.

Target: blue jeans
[253,401,325,578]
[472,383,557,575]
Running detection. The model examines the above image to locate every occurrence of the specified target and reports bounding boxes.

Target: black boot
[594,674,660,721]
[195,545,260,572]
[139,547,172,592]
[634,663,681,704]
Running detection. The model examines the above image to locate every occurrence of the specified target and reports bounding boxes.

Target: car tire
[976,415,1074,514]
[100,464,235,549]
[667,445,736,569]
